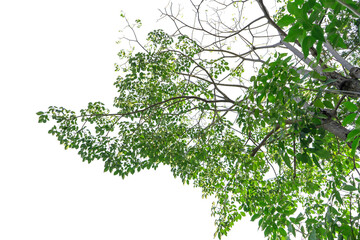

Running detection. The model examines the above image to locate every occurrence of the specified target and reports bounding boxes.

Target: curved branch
[251,120,296,157]
[336,0,360,18]
[177,72,249,89]
[78,95,232,118]
[256,0,321,63]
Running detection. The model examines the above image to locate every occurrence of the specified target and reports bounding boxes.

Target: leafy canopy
[38,0,360,239]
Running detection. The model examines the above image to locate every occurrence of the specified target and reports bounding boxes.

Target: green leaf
[324,78,338,84]
[37,3,360,237]
[284,24,303,42]
[342,184,358,191]
[268,94,276,103]
[284,207,297,216]
[264,226,272,236]
[311,25,325,41]
[297,153,310,163]
[323,100,334,109]
[287,2,298,15]
[329,206,340,215]
[343,101,358,112]
[315,149,331,159]
[334,190,343,204]
[295,213,305,223]
[301,36,316,58]
[347,129,360,141]
[278,227,287,237]
[314,99,325,108]
[316,40,323,61]
[283,154,292,168]
[343,113,357,126]
[309,230,317,240]
[306,218,318,225]
[278,15,296,27]
[307,0,316,9]
[322,67,337,72]
[250,213,261,221]
[312,155,322,168]
[322,0,336,8]
[36,111,44,115]
[288,223,295,236]
[328,33,347,48]
[351,137,360,157]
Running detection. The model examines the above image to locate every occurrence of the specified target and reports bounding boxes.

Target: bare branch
[324,41,354,72]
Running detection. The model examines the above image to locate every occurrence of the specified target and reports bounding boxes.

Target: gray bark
[321,119,349,142]
[280,38,323,73]
[320,118,360,150]
[324,41,354,71]
[324,71,360,97]
[335,0,360,18]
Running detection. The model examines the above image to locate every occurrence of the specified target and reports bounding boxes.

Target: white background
[0,0,264,239]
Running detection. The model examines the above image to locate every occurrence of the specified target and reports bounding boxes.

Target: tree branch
[250,120,296,157]
[78,95,232,118]
[251,125,280,157]
[321,118,360,150]
[335,0,360,18]
[324,41,354,71]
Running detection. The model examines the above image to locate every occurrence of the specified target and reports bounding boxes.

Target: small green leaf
[264,226,272,236]
[316,40,323,61]
[346,129,360,142]
[343,101,358,112]
[315,149,331,159]
[288,223,295,236]
[268,94,276,103]
[324,78,338,85]
[314,99,325,108]
[307,0,316,9]
[323,100,334,109]
[302,36,316,58]
[36,111,44,115]
[250,213,261,221]
[322,68,337,73]
[278,227,287,237]
[295,213,305,223]
[284,24,303,42]
[278,15,296,27]
[342,184,358,191]
[283,154,292,168]
[297,153,310,163]
[311,25,325,41]
[329,206,340,215]
[334,190,343,204]
[343,113,357,126]
[306,218,318,225]
[312,155,321,168]
[351,138,360,157]
[287,2,298,15]
[328,33,347,48]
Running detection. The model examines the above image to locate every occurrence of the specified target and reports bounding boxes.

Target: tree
[37,0,360,239]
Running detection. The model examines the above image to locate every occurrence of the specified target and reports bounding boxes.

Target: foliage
[38,0,360,239]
